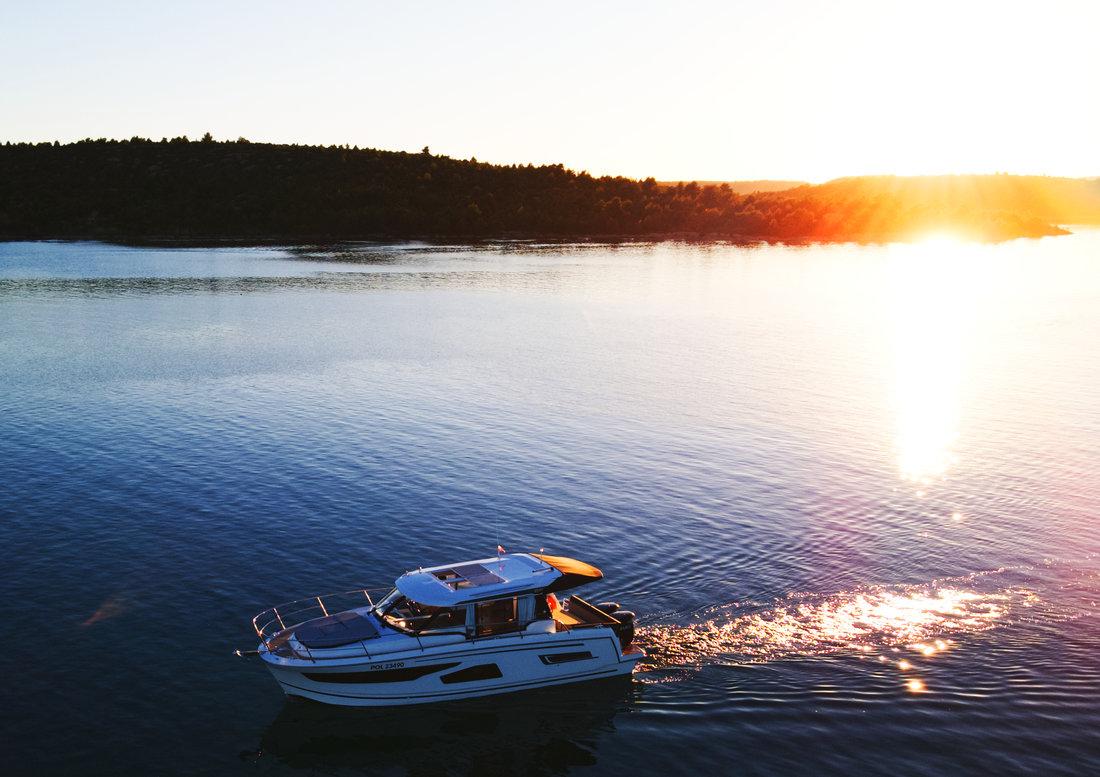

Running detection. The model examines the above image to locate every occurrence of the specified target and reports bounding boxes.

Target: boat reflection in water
[256,675,637,774]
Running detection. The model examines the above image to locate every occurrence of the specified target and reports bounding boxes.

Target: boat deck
[553,596,620,630]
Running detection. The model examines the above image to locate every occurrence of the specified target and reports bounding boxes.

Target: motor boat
[241,552,643,706]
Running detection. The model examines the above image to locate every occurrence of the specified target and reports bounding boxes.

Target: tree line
[1,136,1097,242]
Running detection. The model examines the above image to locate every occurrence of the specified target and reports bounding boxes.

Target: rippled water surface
[2,236,1098,776]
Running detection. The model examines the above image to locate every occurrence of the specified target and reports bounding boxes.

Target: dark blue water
[1,237,1098,776]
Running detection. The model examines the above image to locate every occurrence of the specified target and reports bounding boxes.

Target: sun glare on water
[887,235,986,485]
[914,232,965,247]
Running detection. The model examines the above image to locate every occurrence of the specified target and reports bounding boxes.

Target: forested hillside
[2,137,1098,242]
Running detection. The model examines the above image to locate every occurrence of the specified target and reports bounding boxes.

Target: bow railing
[251,587,392,656]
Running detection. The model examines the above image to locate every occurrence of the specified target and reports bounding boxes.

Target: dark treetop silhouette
[2,137,1099,242]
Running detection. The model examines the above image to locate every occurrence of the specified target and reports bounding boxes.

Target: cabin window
[423,605,466,631]
[378,596,465,633]
[538,651,594,665]
[475,597,518,636]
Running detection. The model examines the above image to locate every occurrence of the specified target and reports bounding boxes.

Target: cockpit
[372,588,468,634]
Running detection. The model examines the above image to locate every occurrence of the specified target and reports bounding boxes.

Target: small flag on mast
[497,544,506,555]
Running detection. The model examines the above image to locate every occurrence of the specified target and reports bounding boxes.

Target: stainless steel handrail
[251,587,392,660]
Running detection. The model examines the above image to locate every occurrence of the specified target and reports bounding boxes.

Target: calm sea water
[1,236,1098,776]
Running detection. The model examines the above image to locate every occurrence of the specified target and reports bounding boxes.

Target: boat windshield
[373,589,466,634]
[371,588,402,615]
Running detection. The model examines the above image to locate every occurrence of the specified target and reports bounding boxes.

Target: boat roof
[394,552,602,607]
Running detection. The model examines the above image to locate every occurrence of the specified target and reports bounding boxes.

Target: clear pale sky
[2,1,1097,182]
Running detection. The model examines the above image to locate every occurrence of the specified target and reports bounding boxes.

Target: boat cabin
[373,552,615,638]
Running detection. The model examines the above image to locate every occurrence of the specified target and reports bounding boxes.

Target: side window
[427,606,466,631]
[475,597,518,636]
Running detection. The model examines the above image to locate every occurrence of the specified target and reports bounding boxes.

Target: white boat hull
[262,627,642,707]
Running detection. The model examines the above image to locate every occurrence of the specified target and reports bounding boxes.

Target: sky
[2,1,1098,182]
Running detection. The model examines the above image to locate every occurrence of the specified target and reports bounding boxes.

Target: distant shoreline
[0,222,1071,248]
[2,138,1096,245]
[0,227,1072,247]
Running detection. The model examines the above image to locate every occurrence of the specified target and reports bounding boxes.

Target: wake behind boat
[241,552,643,706]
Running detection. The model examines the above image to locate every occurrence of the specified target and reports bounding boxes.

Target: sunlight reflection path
[888,236,984,486]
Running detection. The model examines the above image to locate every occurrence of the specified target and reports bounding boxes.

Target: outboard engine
[610,610,635,650]
[596,602,621,615]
